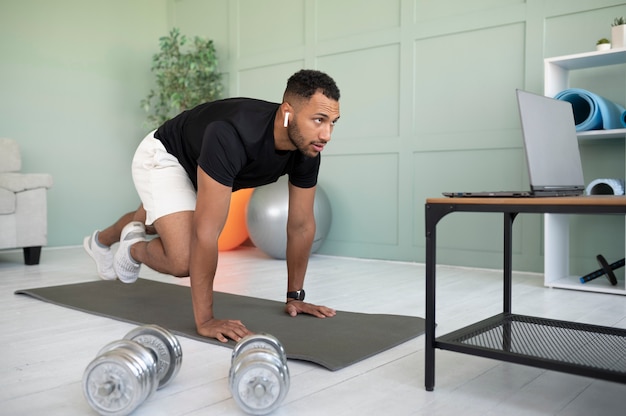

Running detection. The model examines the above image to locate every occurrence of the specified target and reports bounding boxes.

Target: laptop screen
[516,89,585,194]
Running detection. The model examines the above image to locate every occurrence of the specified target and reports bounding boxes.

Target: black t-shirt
[154,98,320,191]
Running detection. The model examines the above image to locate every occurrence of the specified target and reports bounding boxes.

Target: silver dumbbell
[82,325,183,416]
[229,334,290,415]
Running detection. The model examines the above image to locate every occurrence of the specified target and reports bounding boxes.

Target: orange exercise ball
[218,188,254,251]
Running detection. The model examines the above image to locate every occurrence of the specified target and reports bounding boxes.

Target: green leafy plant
[597,38,610,45]
[141,28,223,128]
[612,17,625,26]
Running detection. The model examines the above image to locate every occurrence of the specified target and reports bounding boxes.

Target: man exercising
[84,69,340,342]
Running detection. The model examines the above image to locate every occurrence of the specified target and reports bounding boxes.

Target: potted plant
[141,28,223,129]
[596,38,611,51]
[611,16,626,49]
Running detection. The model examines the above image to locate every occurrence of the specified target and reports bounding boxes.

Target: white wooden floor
[2,246,625,415]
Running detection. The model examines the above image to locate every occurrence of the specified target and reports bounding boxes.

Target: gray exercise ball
[246,176,332,259]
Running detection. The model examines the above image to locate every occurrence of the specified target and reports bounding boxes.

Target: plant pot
[596,43,611,51]
[611,24,626,48]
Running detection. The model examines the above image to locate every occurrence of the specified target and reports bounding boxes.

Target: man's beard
[287,121,314,159]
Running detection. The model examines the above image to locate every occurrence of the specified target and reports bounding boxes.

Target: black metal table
[424,196,626,391]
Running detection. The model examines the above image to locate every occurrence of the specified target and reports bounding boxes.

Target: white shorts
[132,131,197,225]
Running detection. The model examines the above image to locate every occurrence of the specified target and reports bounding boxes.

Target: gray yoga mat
[15,278,425,371]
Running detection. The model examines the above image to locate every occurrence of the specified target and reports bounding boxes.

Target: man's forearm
[285,224,315,292]
[189,236,219,328]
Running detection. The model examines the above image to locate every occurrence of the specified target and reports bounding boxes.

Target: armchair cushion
[0,172,54,192]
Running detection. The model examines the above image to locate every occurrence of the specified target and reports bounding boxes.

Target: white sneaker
[83,231,116,281]
[114,221,146,284]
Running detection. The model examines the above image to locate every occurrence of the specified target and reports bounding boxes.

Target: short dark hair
[284,69,340,102]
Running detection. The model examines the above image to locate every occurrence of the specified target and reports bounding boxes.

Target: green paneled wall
[2,0,625,275]
[1,0,168,252]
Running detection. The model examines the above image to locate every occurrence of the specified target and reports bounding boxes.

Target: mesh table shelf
[436,313,626,384]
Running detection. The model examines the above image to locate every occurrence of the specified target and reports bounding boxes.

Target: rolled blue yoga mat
[554,88,626,131]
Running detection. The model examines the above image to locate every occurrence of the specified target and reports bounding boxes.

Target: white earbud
[283,112,289,128]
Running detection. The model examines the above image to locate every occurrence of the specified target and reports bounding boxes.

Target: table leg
[424,203,453,391]
[502,212,518,352]
[425,214,436,391]
[503,212,517,314]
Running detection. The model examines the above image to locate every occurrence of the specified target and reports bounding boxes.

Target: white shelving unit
[543,48,626,295]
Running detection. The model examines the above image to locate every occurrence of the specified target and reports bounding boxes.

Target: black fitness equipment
[579,254,623,285]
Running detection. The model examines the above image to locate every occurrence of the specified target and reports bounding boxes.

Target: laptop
[443,89,585,198]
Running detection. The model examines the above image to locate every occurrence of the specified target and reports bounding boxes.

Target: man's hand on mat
[285,301,336,318]
[198,318,252,343]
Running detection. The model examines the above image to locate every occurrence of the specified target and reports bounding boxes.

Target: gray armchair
[0,138,53,264]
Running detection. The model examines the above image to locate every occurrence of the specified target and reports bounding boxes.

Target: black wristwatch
[286,289,305,302]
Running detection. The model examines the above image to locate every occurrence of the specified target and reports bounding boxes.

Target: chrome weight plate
[124,324,183,389]
[231,333,286,362]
